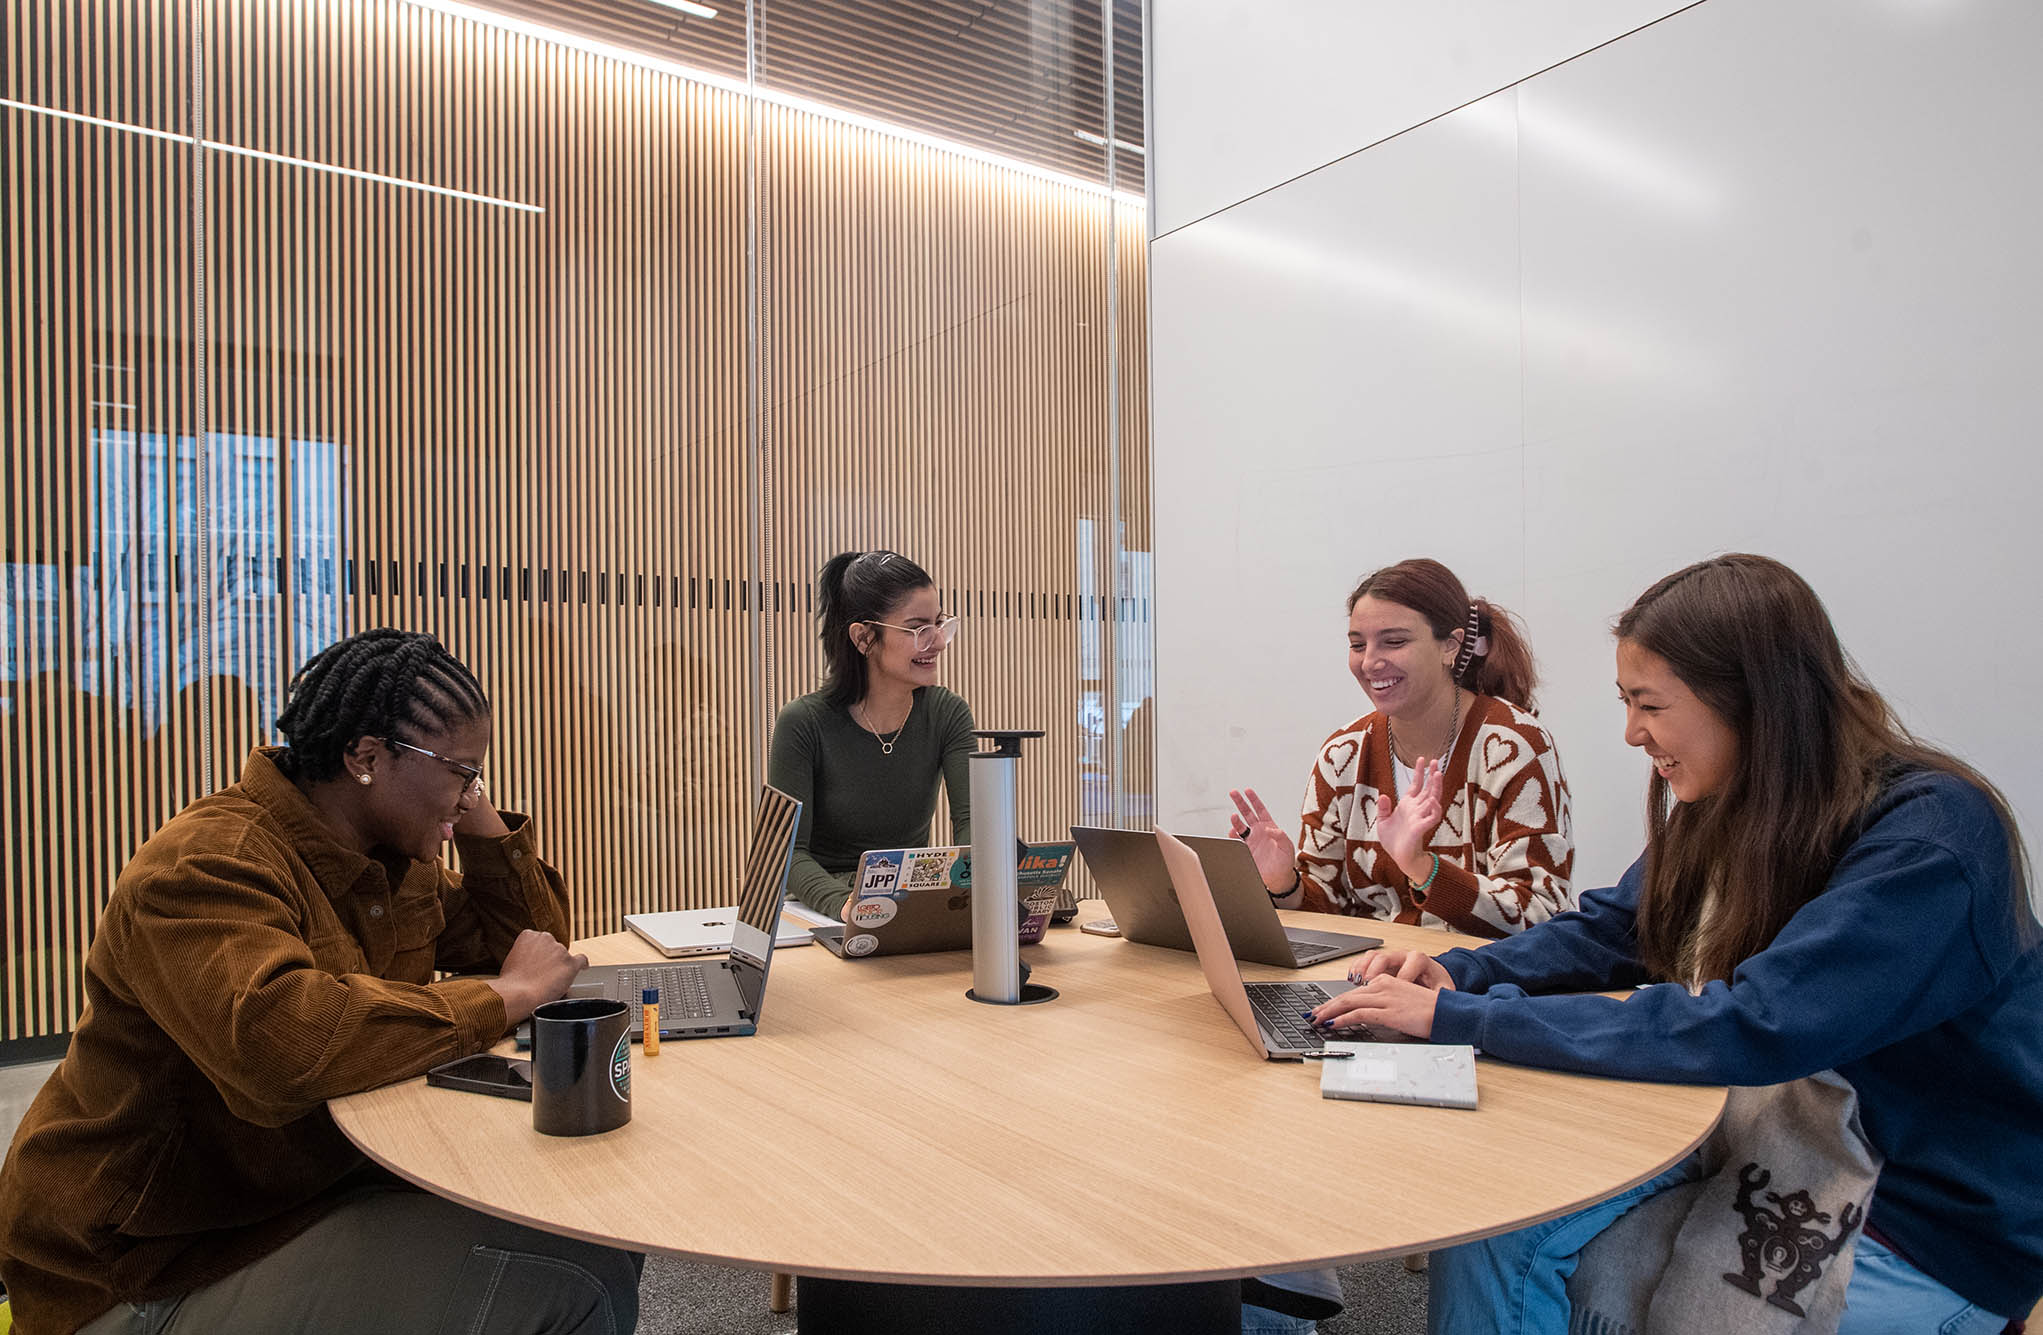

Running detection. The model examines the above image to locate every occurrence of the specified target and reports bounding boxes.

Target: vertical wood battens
[3,0,1147,1042]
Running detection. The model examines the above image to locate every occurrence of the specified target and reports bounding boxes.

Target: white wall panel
[1149,0,1696,236]
[1155,0,2043,901]
[1153,94,1522,832]
[1519,0,2043,888]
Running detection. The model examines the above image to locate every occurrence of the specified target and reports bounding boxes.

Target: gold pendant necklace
[856,699,910,755]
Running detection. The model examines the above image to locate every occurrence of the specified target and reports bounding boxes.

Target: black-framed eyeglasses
[385,738,487,800]
[864,613,963,654]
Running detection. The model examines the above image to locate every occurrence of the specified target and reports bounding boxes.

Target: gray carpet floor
[637,1256,1428,1333]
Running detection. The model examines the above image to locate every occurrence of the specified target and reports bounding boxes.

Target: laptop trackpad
[568,979,607,999]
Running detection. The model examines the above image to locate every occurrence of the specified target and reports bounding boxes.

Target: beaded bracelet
[1411,853,1441,899]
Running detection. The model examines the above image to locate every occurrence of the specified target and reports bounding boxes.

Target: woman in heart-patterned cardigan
[1231,559,1576,940]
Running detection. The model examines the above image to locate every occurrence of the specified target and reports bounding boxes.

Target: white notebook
[1318,1042,1478,1109]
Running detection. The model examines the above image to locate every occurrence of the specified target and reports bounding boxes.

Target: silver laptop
[624,907,816,957]
[1154,827,1385,1061]
[1071,825,1381,968]
[569,786,801,1041]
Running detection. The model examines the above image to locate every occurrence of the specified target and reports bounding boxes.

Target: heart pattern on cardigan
[1506,778,1549,833]
[1294,700,1576,935]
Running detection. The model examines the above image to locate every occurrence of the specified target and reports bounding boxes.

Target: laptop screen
[731,786,802,970]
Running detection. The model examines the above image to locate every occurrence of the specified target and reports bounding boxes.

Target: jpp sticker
[844,933,880,957]
[609,1032,631,1103]
[848,897,899,929]
[858,854,903,894]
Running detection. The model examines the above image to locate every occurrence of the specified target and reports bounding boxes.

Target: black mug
[530,998,633,1137]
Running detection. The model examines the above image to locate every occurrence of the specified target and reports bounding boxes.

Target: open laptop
[1072,826,1380,968]
[623,907,815,957]
[1153,827,1380,1060]
[567,786,801,1041]
[811,842,1076,958]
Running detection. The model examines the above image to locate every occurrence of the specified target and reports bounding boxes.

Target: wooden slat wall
[3,0,204,1043]
[0,0,1149,1043]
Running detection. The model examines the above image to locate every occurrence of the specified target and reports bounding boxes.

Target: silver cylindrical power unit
[965,730,1053,1006]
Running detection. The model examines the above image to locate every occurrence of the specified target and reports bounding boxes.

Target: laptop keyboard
[1244,981,1335,1050]
[613,964,716,1022]
[1290,941,1321,965]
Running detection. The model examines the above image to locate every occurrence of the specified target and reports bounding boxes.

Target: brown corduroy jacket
[0,748,572,1335]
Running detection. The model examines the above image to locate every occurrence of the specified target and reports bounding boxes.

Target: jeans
[1428,1156,1704,1335]
[1838,1235,2010,1335]
[1241,1305,1319,1334]
[77,1183,641,1335]
[1429,1158,2009,1335]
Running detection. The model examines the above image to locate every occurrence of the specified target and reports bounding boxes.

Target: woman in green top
[769,550,976,919]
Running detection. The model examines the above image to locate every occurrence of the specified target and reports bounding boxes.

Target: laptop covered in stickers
[810,842,1076,958]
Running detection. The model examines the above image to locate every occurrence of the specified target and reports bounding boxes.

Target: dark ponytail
[1347,558,1540,712]
[817,550,938,708]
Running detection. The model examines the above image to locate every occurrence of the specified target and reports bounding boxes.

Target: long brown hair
[1347,558,1539,711]
[1618,554,2034,984]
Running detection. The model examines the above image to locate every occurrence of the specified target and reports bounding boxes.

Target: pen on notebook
[1300,1051,1354,1060]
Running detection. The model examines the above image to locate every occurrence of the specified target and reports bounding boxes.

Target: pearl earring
[357,773,372,787]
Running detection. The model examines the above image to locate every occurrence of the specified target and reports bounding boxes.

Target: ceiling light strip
[0,96,546,213]
[404,0,1146,209]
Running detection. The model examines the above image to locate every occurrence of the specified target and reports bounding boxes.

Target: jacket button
[369,904,385,919]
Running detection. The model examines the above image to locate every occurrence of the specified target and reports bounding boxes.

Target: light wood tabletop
[329,906,1724,1287]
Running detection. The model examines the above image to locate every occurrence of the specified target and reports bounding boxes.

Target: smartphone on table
[426,1053,533,1101]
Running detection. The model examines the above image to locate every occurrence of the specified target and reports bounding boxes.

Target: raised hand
[1227,787,1299,893]
[1375,757,1446,883]
[452,784,510,839]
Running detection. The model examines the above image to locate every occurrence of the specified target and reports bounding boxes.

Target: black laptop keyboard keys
[1244,982,1330,1050]
[616,964,716,1022]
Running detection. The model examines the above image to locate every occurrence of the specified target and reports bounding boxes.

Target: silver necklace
[1388,685,1461,770]
[855,698,911,755]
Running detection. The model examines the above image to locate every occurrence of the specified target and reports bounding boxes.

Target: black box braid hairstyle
[273,629,490,782]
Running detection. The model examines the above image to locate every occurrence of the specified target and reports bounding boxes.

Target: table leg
[794,1276,1241,1333]
[770,1271,794,1313]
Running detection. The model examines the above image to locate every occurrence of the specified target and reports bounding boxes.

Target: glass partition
[0,0,1148,1046]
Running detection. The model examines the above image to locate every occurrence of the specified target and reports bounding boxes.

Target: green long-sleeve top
[767,686,976,918]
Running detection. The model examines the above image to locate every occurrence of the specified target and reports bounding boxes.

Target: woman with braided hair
[1230,558,1577,941]
[0,629,640,1335]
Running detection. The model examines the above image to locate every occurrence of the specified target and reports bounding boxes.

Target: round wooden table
[331,907,1724,1329]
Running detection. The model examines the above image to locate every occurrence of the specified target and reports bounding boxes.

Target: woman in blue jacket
[1313,554,2042,1334]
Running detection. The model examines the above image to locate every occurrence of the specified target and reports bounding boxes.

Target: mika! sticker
[609,1032,631,1103]
[844,933,880,957]
[847,897,899,929]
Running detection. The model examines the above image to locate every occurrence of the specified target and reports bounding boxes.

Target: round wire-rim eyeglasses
[864,613,963,654]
